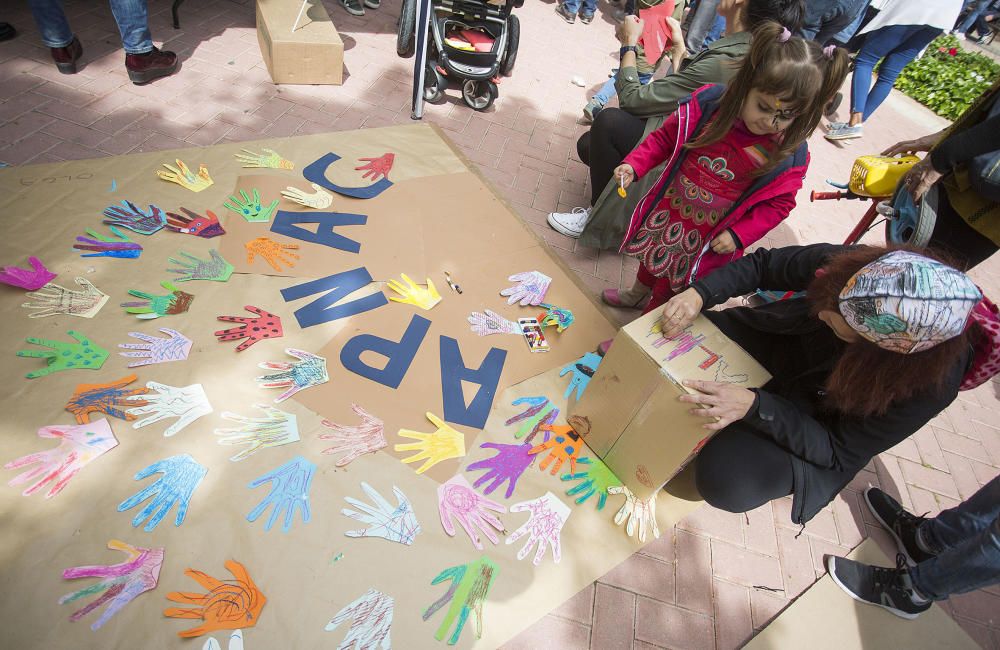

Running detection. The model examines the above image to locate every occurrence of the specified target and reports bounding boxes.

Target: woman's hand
[903,155,943,203]
[881,129,946,157]
[614,163,636,189]
[659,287,703,338]
[679,380,756,430]
[710,230,737,254]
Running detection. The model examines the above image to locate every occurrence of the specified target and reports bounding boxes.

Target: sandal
[602,288,649,309]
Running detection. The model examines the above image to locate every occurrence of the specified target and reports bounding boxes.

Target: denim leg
[27,0,75,49]
[109,0,154,54]
[592,77,619,106]
[958,0,991,33]
[579,0,598,18]
[909,513,1000,600]
[832,5,868,45]
[704,14,726,46]
[686,0,720,52]
[862,25,941,121]
[921,474,1000,553]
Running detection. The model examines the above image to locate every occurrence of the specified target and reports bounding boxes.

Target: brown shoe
[125,46,178,85]
[51,36,83,74]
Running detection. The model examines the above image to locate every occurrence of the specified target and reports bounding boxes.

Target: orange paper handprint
[163,559,266,638]
[65,374,148,423]
[245,237,300,273]
[528,416,591,475]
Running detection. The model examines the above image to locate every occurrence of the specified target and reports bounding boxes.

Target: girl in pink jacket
[603,22,850,316]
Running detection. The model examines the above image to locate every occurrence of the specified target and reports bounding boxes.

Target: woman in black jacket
[658,243,978,524]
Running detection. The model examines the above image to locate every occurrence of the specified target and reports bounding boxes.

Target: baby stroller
[397,0,522,111]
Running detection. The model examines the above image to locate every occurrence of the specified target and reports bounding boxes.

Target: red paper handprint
[355,153,395,181]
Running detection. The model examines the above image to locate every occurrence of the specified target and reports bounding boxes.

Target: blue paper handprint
[560,352,602,400]
[117,454,207,532]
[247,455,315,532]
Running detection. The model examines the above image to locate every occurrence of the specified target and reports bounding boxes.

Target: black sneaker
[864,487,936,566]
[364,0,380,8]
[555,3,576,23]
[341,0,365,16]
[580,12,594,24]
[826,554,932,619]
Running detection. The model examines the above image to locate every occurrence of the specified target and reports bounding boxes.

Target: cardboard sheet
[0,124,700,649]
[745,539,979,650]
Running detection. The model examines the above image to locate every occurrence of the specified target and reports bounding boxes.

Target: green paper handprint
[16,330,109,379]
[224,189,279,223]
[423,556,499,645]
[121,281,194,319]
[166,250,233,283]
[561,456,622,510]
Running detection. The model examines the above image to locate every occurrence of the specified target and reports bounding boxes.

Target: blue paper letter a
[439,336,507,430]
[270,210,367,253]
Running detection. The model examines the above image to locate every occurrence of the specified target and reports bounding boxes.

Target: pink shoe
[597,339,613,356]
[602,288,649,309]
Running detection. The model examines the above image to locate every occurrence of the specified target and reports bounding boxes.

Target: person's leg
[587,108,646,206]
[109,0,153,54]
[576,131,592,167]
[27,0,74,48]
[703,14,725,46]
[862,26,941,121]
[832,4,868,46]
[927,194,998,271]
[579,0,598,22]
[694,423,794,513]
[957,0,990,34]
[919,474,1000,558]
[591,76,620,108]
[558,0,580,21]
[685,0,720,52]
[910,510,1000,600]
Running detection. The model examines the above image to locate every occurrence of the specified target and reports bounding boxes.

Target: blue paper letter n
[280,268,388,328]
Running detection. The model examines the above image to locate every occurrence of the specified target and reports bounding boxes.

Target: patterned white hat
[838,251,981,354]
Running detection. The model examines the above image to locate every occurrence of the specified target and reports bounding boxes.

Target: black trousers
[576,107,646,206]
[928,194,998,271]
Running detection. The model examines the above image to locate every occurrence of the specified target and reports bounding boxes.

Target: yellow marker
[617,175,627,198]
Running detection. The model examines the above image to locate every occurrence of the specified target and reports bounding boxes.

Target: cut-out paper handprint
[342,482,421,545]
[386,273,442,310]
[245,236,300,273]
[236,147,293,170]
[103,200,167,234]
[355,153,395,181]
[21,277,108,318]
[608,485,660,542]
[118,453,207,532]
[126,382,213,437]
[167,250,234,282]
[500,270,551,306]
[325,588,393,649]
[215,305,283,352]
[561,351,601,400]
[157,159,213,192]
[319,403,386,467]
[0,255,56,290]
[225,189,279,223]
[281,183,332,209]
[165,208,226,238]
[66,373,148,423]
[73,226,143,258]
[466,442,534,499]
[303,152,394,199]
[121,280,194,319]
[118,328,192,367]
[255,348,329,402]
[505,396,559,445]
[215,404,299,462]
[59,539,163,630]
[164,560,267,638]
[467,309,520,337]
[203,630,244,650]
[395,412,466,474]
[506,492,571,565]
[5,419,117,498]
[562,456,622,510]
[537,303,574,333]
[17,330,108,378]
[438,475,506,550]
[422,556,499,646]
[247,455,315,533]
[529,416,591,475]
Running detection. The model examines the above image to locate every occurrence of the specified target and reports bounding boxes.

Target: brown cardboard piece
[256,0,344,85]
[745,539,979,649]
[572,308,771,500]
[0,124,702,649]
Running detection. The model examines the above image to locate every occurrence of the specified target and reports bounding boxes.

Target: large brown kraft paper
[0,123,704,649]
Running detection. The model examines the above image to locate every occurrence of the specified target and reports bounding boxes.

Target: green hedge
[894,34,1000,121]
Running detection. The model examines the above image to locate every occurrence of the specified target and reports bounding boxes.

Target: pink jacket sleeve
[728,190,797,248]
[623,110,680,179]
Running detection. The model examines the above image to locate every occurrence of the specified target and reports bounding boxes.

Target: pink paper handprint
[437,475,506,550]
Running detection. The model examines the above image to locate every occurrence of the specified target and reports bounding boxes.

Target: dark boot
[51,36,83,74]
[0,23,17,42]
[125,46,178,85]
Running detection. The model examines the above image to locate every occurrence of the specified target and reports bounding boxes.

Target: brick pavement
[1,0,999,647]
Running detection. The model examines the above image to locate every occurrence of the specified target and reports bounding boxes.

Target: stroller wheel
[462,79,497,111]
[424,66,445,102]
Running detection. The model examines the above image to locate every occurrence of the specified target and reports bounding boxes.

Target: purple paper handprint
[437,475,506,550]
[466,442,534,499]
[103,200,167,235]
[0,256,56,290]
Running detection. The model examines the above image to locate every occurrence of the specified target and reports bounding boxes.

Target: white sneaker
[547,207,591,238]
[952,30,967,40]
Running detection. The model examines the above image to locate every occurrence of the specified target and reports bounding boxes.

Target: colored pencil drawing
[342,482,421,546]
[247,455,315,533]
[164,560,266,638]
[255,348,329,402]
[395,412,466,475]
[504,396,559,445]
[118,453,208,532]
[215,404,299,462]
[126,382,213,437]
[5,419,118,498]
[118,328,192,367]
[507,491,571,565]
[65,374,148,423]
[319,404,387,467]
[422,556,499,646]
[325,588,393,649]
[466,441,534,499]
[437,475,506,550]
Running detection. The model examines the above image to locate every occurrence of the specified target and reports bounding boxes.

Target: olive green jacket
[579,32,750,250]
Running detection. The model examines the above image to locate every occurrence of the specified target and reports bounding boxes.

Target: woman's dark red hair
[807,245,973,418]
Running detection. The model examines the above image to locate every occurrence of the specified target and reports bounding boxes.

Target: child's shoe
[341,0,365,15]
[582,99,603,124]
[364,0,381,8]
[601,287,650,309]
[555,3,577,23]
[580,12,594,24]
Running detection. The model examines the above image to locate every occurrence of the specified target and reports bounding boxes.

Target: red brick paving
[2,0,999,647]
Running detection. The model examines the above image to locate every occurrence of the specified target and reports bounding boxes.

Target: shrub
[894,34,1000,120]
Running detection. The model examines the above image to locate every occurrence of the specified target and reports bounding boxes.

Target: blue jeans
[957,0,992,33]
[563,0,597,18]
[592,70,653,106]
[685,0,720,53]
[910,475,1000,600]
[798,0,868,45]
[28,0,154,54]
[850,24,942,121]
[703,14,725,46]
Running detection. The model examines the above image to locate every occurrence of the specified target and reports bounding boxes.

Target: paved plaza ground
[1,0,998,647]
